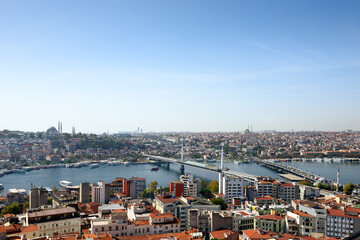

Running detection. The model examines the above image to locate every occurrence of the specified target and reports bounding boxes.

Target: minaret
[72,126,75,136]
[58,121,61,132]
[221,146,224,170]
[337,168,340,191]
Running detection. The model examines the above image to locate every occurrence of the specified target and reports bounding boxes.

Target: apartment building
[286,210,316,236]
[326,208,360,238]
[21,207,80,237]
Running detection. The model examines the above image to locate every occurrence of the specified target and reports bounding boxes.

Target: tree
[344,182,355,195]
[208,180,219,193]
[200,179,208,189]
[23,201,29,212]
[1,202,21,216]
[211,197,227,210]
[299,180,312,186]
[149,181,158,190]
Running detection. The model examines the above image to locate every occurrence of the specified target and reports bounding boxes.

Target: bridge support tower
[180,164,185,175]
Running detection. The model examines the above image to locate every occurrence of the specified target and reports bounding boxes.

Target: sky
[0,0,360,133]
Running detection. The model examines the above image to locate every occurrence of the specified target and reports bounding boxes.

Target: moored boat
[59,180,72,187]
[90,163,99,169]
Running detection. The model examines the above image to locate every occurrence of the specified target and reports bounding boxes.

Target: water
[0,161,358,194]
[282,161,360,185]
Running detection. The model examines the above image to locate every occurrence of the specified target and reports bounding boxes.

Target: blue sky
[1,0,359,133]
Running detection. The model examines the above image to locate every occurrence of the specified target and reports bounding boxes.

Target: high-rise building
[180,173,193,195]
[219,174,244,204]
[123,177,146,198]
[92,181,106,204]
[29,187,48,210]
[170,181,184,197]
[80,182,90,203]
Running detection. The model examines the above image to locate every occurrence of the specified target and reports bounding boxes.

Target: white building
[219,174,244,204]
[92,181,106,205]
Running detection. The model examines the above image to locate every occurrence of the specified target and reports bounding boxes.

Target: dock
[278,173,304,181]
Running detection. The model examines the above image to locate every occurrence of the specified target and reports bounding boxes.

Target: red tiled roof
[327,209,360,218]
[155,196,178,204]
[292,210,314,218]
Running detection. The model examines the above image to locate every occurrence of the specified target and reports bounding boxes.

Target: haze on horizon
[1,0,360,133]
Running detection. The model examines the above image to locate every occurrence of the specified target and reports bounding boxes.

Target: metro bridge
[143,154,258,183]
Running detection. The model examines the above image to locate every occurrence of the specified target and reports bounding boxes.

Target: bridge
[252,158,331,184]
[143,154,259,182]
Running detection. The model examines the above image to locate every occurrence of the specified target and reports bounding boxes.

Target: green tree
[1,202,21,216]
[299,180,312,186]
[200,179,208,189]
[149,181,158,190]
[208,180,219,193]
[23,201,29,212]
[211,197,227,210]
[344,182,355,195]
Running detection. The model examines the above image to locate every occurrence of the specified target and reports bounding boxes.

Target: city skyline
[1,1,360,133]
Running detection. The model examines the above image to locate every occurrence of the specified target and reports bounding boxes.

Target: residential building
[21,207,80,237]
[326,208,360,238]
[219,175,244,204]
[298,200,326,234]
[153,195,220,230]
[80,182,90,203]
[92,181,106,205]
[232,210,256,232]
[255,214,285,233]
[286,210,316,236]
[29,187,48,210]
[188,209,233,235]
[170,181,184,198]
[123,177,146,199]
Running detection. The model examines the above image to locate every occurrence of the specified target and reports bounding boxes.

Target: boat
[206,159,216,163]
[90,163,99,169]
[12,169,26,174]
[234,161,241,165]
[124,162,129,166]
[108,161,121,166]
[59,180,72,187]
[73,163,82,168]
[99,160,108,165]
[150,167,159,171]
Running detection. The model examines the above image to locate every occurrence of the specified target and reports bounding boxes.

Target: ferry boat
[150,167,159,171]
[59,180,72,187]
[90,163,99,169]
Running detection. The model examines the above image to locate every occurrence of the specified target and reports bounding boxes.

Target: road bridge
[253,158,332,184]
[143,154,258,182]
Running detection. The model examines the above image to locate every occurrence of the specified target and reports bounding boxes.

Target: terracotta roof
[20,225,38,233]
[115,229,199,240]
[292,210,314,218]
[210,229,239,240]
[155,196,178,204]
[135,220,150,226]
[242,229,272,240]
[327,209,360,218]
[280,183,294,187]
